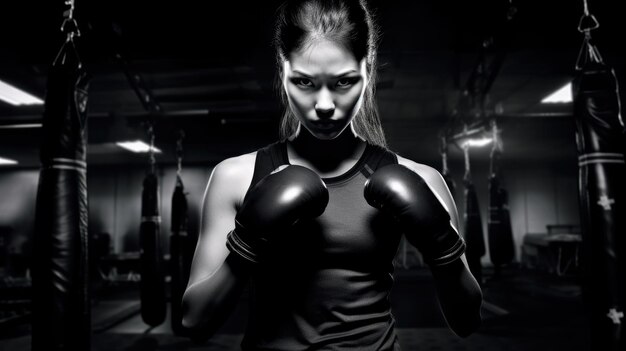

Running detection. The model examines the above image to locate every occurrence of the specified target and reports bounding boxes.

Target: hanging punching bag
[499,189,514,262]
[140,172,166,326]
[573,59,626,350]
[488,148,515,267]
[32,41,91,350]
[170,175,189,335]
[464,179,486,285]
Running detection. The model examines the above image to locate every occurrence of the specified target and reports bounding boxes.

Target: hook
[578,0,599,33]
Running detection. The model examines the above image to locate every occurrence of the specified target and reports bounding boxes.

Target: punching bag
[32,42,91,350]
[140,172,166,326]
[488,149,515,267]
[499,189,514,261]
[573,60,626,350]
[170,175,189,335]
[464,179,486,285]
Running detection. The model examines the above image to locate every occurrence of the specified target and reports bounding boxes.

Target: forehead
[287,39,360,75]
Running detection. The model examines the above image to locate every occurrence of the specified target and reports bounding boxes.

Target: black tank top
[241,140,402,351]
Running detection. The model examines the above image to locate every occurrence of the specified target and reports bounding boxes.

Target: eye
[336,77,359,88]
[290,78,314,88]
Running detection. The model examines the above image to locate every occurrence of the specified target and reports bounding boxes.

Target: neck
[288,124,365,167]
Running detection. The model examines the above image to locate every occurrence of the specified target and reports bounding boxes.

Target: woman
[182,0,483,349]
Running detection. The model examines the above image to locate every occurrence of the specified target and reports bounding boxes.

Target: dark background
[0,1,622,348]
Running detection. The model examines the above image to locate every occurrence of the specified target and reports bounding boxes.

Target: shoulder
[397,155,453,201]
[208,150,257,207]
[213,151,256,179]
[396,155,445,187]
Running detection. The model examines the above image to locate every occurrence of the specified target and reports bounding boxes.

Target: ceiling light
[541,82,572,104]
[0,79,44,106]
[0,123,43,129]
[116,140,162,153]
[0,157,18,165]
[463,137,493,148]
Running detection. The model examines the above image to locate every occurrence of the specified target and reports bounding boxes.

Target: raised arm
[182,156,329,341]
[181,155,254,340]
[365,157,483,337]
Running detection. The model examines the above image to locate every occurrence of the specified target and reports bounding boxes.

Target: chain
[176,130,185,175]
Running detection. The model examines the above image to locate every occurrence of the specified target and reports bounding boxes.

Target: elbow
[181,290,201,330]
[450,312,482,338]
[452,324,480,338]
[447,285,484,338]
[181,298,210,344]
[181,315,196,330]
[181,307,196,330]
[433,257,484,337]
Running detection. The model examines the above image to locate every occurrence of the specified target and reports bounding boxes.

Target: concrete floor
[0,266,590,350]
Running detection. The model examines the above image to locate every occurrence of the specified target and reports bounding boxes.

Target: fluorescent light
[463,137,493,148]
[541,82,572,103]
[0,79,44,106]
[0,123,42,129]
[116,140,162,153]
[0,157,18,165]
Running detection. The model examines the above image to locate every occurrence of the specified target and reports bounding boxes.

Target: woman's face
[283,39,368,140]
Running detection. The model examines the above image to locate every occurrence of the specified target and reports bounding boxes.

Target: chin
[306,123,351,141]
[311,131,340,140]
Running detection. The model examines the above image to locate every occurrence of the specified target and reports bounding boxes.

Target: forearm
[181,254,250,340]
[430,257,483,337]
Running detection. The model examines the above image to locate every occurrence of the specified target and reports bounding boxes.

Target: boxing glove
[226,165,329,264]
[364,164,465,266]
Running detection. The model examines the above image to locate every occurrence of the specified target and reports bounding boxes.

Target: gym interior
[1,0,624,350]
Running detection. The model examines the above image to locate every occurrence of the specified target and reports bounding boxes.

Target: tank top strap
[249,140,288,190]
[359,143,399,178]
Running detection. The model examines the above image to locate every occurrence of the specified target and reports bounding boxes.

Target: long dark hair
[273,0,387,147]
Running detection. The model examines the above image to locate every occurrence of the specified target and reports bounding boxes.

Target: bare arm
[397,156,483,337]
[181,154,254,340]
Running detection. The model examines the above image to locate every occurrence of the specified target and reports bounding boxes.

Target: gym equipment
[32,3,91,349]
[226,165,329,264]
[139,126,166,326]
[364,164,466,266]
[573,2,626,348]
[487,122,515,275]
[170,131,190,335]
[462,144,485,285]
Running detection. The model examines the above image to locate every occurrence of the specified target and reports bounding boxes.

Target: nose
[315,88,335,118]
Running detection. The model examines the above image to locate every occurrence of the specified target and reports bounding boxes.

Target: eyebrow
[292,69,358,78]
